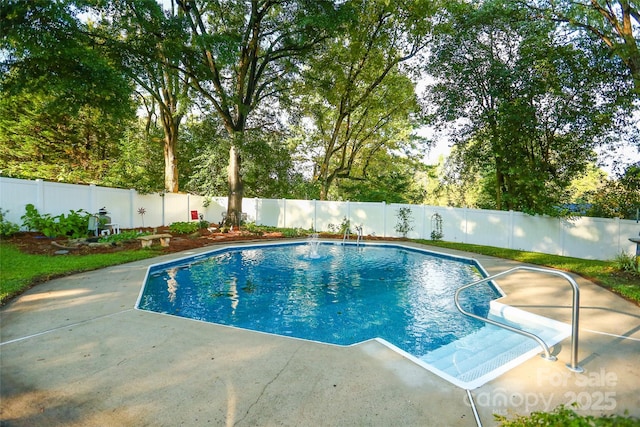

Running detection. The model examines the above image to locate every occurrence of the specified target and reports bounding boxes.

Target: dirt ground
[3,227,296,256]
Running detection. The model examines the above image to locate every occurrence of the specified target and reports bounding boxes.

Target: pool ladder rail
[342,225,364,246]
[454,266,583,373]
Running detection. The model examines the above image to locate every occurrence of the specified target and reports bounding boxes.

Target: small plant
[614,251,639,274]
[339,216,351,235]
[99,230,151,243]
[137,207,146,227]
[243,222,309,238]
[395,207,414,238]
[0,208,20,237]
[20,204,91,238]
[430,213,444,241]
[494,404,638,426]
[244,222,265,235]
[169,221,200,234]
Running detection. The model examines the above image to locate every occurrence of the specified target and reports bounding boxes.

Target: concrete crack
[234,345,302,426]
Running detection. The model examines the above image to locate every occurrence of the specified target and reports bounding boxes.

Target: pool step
[419,303,571,389]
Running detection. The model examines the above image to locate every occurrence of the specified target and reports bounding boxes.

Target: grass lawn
[1,238,639,306]
[0,242,161,304]
[417,239,640,304]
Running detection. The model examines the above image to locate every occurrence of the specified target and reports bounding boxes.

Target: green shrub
[0,209,20,237]
[614,251,639,274]
[169,221,200,234]
[395,207,414,238]
[99,230,150,243]
[244,222,265,235]
[20,204,91,238]
[495,404,638,426]
[243,222,309,237]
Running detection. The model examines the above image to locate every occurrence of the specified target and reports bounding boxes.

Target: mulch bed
[4,228,392,256]
[3,228,295,256]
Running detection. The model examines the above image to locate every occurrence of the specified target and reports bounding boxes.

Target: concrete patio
[1,241,639,426]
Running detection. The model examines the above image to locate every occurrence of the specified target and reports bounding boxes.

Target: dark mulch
[3,227,295,256]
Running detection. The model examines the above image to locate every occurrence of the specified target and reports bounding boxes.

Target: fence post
[89,184,97,215]
[382,201,386,237]
[35,179,45,213]
[508,210,514,249]
[282,198,286,228]
[129,189,136,229]
[313,199,317,231]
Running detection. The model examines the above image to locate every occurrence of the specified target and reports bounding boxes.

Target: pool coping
[2,239,639,426]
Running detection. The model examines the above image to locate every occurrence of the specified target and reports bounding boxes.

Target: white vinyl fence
[1,177,639,261]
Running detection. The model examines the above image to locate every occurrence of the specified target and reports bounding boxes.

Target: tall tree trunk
[319,177,331,201]
[161,112,180,193]
[226,134,244,227]
[495,168,504,211]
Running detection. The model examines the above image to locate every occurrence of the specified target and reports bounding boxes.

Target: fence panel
[283,199,315,230]
[2,177,639,260]
[511,213,561,254]
[315,200,349,232]
[463,208,511,248]
[349,201,385,237]
[0,178,38,224]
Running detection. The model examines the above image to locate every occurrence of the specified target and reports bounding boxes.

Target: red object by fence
[190,210,198,220]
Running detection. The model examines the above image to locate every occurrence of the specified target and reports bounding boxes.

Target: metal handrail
[355,225,363,246]
[454,266,583,372]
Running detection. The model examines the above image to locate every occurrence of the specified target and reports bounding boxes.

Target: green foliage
[395,207,414,238]
[614,251,639,275]
[330,155,431,204]
[430,213,443,241]
[0,209,20,237]
[293,0,432,200]
[185,119,303,198]
[426,0,633,216]
[530,0,640,94]
[327,217,352,235]
[0,1,135,185]
[0,241,158,304]
[243,223,309,238]
[168,222,200,235]
[418,239,640,303]
[586,165,640,220]
[98,230,151,244]
[20,204,91,238]
[495,404,638,426]
[0,94,134,184]
[100,122,165,193]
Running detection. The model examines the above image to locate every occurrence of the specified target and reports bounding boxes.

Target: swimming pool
[136,241,502,358]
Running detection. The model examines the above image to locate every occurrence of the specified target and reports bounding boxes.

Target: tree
[176,0,340,226]
[0,0,135,184]
[524,0,640,95]
[425,0,631,215]
[292,0,435,200]
[0,91,132,183]
[185,114,302,200]
[88,0,192,193]
[331,154,431,203]
[587,164,640,219]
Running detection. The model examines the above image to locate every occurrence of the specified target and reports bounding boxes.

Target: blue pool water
[137,242,502,358]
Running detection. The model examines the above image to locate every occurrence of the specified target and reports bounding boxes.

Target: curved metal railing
[454,266,583,372]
